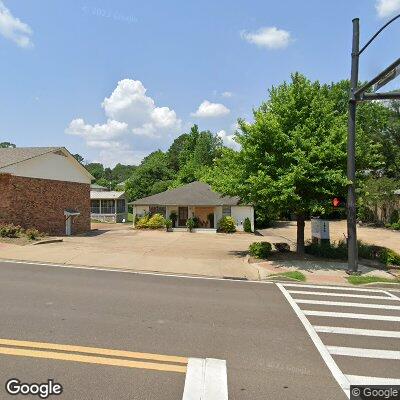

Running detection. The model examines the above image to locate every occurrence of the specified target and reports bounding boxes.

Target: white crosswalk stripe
[279,283,400,399]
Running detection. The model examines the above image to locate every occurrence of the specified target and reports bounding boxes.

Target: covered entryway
[178,206,188,227]
[193,207,215,228]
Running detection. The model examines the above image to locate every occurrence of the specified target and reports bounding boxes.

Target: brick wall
[0,173,90,235]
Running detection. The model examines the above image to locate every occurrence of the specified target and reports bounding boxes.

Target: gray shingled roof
[130,181,241,206]
[91,191,125,200]
[0,147,61,169]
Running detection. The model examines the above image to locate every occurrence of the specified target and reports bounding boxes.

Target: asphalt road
[0,261,357,399]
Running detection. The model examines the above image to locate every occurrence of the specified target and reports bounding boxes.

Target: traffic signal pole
[347,18,360,274]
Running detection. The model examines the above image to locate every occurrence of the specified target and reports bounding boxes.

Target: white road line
[304,310,400,321]
[288,290,396,300]
[276,283,350,398]
[182,358,228,400]
[0,259,273,285]
[283,283,389,293]
[384,291,400,300]
[314,326,400,338]
[328,346,400,360]
[346,375,400,385]
[294,299,400,310]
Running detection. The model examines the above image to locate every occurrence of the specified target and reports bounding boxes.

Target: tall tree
[208,73,381,253]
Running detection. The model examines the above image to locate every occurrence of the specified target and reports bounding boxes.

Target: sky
[1,0,400,167]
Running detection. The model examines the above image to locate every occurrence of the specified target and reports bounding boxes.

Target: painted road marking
[294,299,400,310]
[0,339,229,398]
[346,375,400,385]
[327,346,400,360]
[0,338,187,364]
[314,326,400,338]
[283,283,392,293]
[385,291,400,300]
[0,346,187,373]
[288,290,397,300]
[303,310,400,322]
[183,358,228,400]
[276,284,350,397]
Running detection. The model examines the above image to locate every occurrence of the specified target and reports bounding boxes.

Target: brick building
[0,147,93,235]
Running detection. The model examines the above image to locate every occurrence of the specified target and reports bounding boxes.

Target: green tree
[125,151,173,200]
[0,142,16,148]
[85,163,104,180]
[209,73,381,253]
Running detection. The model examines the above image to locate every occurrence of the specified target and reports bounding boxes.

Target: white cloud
[0,1,33,48]
[191,100,230,118]
[241,26,291,49]
[221,91,233,98]
[65,79,182,166]
[217,129,240,151]
[376,0,400,17]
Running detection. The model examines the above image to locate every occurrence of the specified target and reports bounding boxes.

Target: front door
[178,207,188,227]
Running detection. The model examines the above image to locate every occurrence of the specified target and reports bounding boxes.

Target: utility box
[311,218,330,243]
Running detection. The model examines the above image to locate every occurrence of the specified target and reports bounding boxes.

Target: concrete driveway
[0,223,260,280]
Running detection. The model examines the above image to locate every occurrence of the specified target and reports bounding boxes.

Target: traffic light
[332,197,346,208]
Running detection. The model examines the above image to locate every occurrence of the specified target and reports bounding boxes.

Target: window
[149,205,166,217]
[91,200,100,214]
[101,200,115,214]
[222,206,231,217]
[117,199,126,213]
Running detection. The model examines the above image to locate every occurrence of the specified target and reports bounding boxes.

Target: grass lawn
[268,271,306,282]
[347,275,400,285]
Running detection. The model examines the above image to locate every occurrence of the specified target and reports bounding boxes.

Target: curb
[32,239,63,246]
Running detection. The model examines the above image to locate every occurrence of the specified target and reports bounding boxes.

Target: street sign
[373,65,400,92]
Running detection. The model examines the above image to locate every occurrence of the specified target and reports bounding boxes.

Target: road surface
[0,260,398,399]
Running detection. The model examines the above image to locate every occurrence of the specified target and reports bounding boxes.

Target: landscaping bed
[0,224,44,246]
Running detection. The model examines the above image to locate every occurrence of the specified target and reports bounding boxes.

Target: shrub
[135,215,149,229]
[379,248,400,266]
[169,211,177,227]
[391,221,400,230]
[243,217,252,233]
[389,210,399,225]
[305,240,400,267]
[25,228,40,240]
[249,242,272,259]
[147,213,166,229]
[218,216,236,233]
[305,240,347,259]
[274,242,290,253]
[186,218,195,232]
[165,219,172,231]
[0,224,22,238]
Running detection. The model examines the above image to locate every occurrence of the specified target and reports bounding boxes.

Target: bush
[389,210,399,225]
[169,211,177,227]
[25,228,40,240]
[305,240,400,267]
[249,242,272,259]
[165,219,172,231]
[243,217,252,233]
[186,218,195,232]
[305,240,347,259]
[147,213,166,229]
[0,224,22,238]
[217,216,236,233]
[274,242,290,253]
[135,215,149,229]
[379,248,400,266]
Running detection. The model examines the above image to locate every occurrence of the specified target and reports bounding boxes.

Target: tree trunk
[296,213,305,255]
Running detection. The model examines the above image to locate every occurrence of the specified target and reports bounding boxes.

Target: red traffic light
[332,197,345,207]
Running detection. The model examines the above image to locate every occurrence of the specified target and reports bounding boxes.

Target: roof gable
[131,181,241,206]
